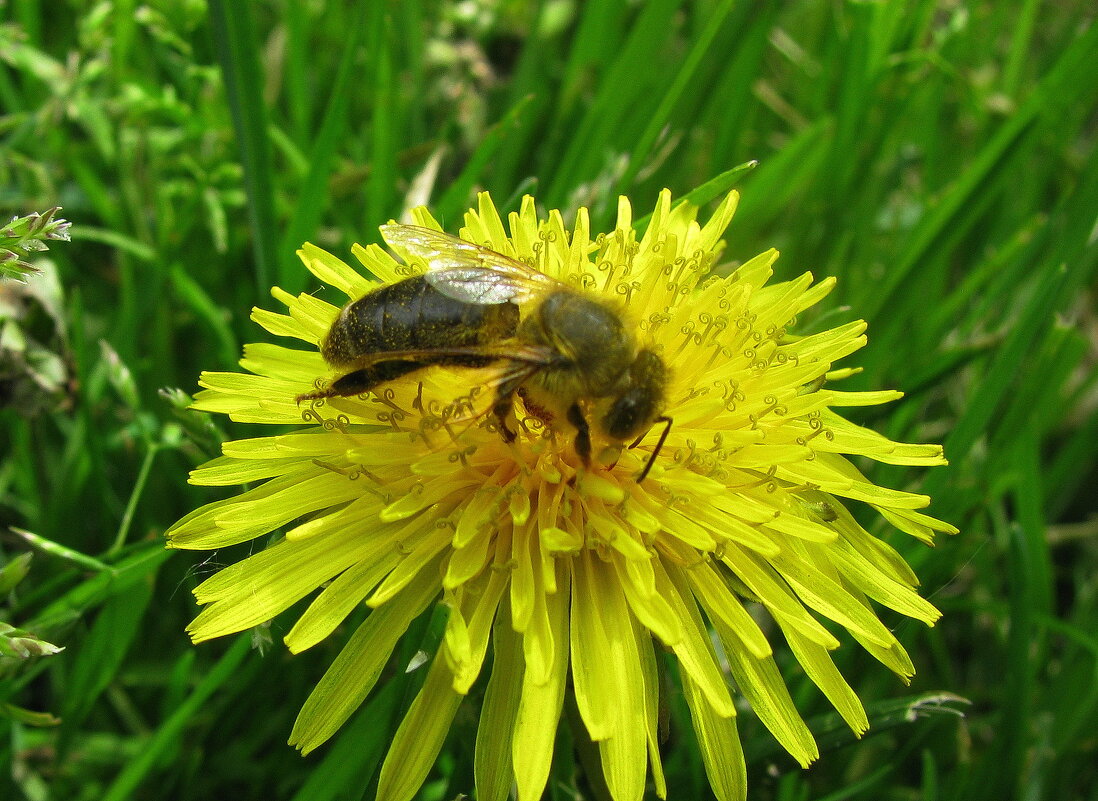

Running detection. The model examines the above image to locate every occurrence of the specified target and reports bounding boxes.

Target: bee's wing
[380,224,562,305]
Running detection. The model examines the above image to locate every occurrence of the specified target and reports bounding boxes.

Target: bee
[298,224,672,481]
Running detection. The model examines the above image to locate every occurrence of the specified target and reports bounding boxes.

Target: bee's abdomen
[321,276,517,367]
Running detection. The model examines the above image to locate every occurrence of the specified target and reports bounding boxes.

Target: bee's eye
[603,391,647,439]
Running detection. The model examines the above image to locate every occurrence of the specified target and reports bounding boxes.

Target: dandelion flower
[167,189,956,801]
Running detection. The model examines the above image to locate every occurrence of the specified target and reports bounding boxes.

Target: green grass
[2,1,1096,799]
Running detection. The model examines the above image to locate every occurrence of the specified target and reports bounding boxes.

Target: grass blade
[208,0,279,294]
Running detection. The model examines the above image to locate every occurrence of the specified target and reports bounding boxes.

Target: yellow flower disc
[168,189,956,801]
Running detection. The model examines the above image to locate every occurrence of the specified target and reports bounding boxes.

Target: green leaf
[59,581,154,740]
[0,622,63,659]
[0,702,61,727]
[98,636,252,801]
[208,0,278,294]
[0,553,33,595]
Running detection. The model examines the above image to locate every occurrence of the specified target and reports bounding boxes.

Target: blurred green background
[1,1,1096,799]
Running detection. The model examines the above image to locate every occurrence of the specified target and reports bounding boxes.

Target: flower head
[168,190,956,801]
[1,207,71,282]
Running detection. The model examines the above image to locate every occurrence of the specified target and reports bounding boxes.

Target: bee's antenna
[636,415,672,483]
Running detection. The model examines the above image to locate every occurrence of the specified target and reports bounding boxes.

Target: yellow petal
[188,525,378,642]
[475,612,523,801]
[615,554,682,646]
[250,306,312,342]
[350,241,407,284]
[239,342,325,381]
[829,542,942,625]
[284,548,401,653]
[654,562,735,717]
[271,287,337,340]
[770,547,898,648]
[447,568,508,693]
[783,627,868,735]
[570,551,647,743]
[681,561,771,659]
[188,455,304,486]
[717,543,839,649]
[592,575,648,801]
[289,558,442,754]
[444,521,494,589]
[368,525,452,607]
[375,652,464,801]
[513,564,569,801]
[518,542,556,687]
[714,618,818,768]
[297,242,373,299]
[635,615,667,799]
[681,669,747,801]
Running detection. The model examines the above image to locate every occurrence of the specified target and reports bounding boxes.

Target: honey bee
[298,224,672,481]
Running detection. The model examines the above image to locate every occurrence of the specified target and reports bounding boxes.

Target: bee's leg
[492,397,517,442]
[566,402,592,466]
[296,360,423,402]
[635,415,672,483]
[490,383,521,443]
[489,363,539,443]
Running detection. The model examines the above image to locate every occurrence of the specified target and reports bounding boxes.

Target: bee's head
[601,349,666,441]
